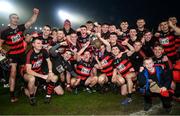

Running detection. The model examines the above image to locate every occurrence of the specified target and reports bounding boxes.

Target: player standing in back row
[0,8,39,102]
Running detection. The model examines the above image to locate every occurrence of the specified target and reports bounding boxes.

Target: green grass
[0,85,180,115]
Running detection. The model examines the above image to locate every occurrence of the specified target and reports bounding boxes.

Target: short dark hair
[144,30,152,34]
[111,45,120,50]
[153,43,163,49]
[71,32,77,35]
[101,23,109,26]
[31,37,42,43]
[83,48,92,54]
[86,21,93,24]
[52,28,58,32]
[137,18,145,21]
[80,25,87,28]
[58,29,64,32]
[44,25,51,30]
[120,20,128,24]
[24,33,30,36]
[134,40,142,44]
[110,32,117,36]
[160,19,168,24]
[109,24,116,27]
[143,57,153,64]
[9,13,18,19]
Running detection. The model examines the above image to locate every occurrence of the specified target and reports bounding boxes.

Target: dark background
[0,0,179,30]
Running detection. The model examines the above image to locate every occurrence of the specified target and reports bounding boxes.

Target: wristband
[49,71,52,73]
[160,90,169,97]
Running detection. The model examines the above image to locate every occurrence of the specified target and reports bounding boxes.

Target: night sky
[0,0,179,30]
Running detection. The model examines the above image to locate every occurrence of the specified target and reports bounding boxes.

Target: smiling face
[94,25,101,33]
[63,50,72,60]
[101,24,109,33]
[9,14,19,26]
[144,32,152,42]
[42,26,51,37]
[133,41,142,52]
[32,39,43,51]
[57,30,65,41]
[83,51,91,62]
[70,33,78,43]
[101,25,109,33]
[64,21,71,30]
[109,25,116,33]
[136,19,145,28]
[153,46,164,58]
[111,46,120,56]
[80,27,87,35]
[143,58,154,71]
[86,23,94,31]
[168,17,177,25]
[109,34,117,45]
[120,22,129,31]
[160,21,169,33]
[51,30,57,37]
[129,29,137,38]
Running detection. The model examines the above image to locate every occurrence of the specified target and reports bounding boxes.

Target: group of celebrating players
[0,8,180,113]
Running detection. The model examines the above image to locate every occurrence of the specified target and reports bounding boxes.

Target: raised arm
[121,40,135,56]
[94,56,103,69]
[49,41,68,57]
[96,33,111,52]
[169,20,180,35]
[0,39,4,51]
[25,8,39,29]
[75,41,90,61]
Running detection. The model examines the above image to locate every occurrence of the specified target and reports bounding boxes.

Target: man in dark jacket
[138,57,173,113]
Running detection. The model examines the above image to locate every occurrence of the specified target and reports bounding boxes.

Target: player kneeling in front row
[111,40,136,105]
[93,34,114,93]
[49,41,78,92]
[23,38,64,105]
[71,41,98,94]
[138,58,173,113]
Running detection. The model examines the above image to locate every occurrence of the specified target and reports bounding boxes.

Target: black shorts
[168,56,177,64]
[35,77,46,87]
[34,71,47,87]
[8,52,26,65]
[107,76,112,82]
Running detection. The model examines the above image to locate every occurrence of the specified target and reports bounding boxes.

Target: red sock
[47,82,55,96]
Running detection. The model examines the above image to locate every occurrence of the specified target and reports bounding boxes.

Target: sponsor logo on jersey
[160,37,169,45]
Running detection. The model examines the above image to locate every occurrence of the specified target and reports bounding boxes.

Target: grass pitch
[0,84,180,115]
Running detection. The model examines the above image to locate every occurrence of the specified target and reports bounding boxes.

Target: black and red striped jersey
[98,50,114,77]
[76,59,96,80]
[118,30,129,40]
[101,32,110,40]
[26,49,49,73]
[113,53,134,77]
[77,34,90,47]
[159,32,177,59]
[174,35,180,50]
[0,24,26,55]
[38,35,53,49]
[152,54,173,70]
[68,41,81,52]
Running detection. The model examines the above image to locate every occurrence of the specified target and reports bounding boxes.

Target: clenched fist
[33,8,39,15]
